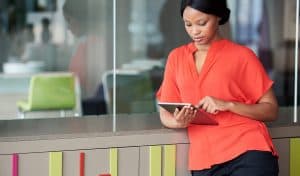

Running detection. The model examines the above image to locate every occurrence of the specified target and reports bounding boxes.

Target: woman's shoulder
[222,40,258,60]
[224,40,253,53]
[171,42,193,52]
[164,43,193,67]
[168,42,195,57]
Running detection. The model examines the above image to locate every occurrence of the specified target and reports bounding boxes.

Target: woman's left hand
[197,96,231,114]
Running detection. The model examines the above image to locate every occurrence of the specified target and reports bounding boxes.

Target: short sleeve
[156,50,182,102]
[238,48,273,103]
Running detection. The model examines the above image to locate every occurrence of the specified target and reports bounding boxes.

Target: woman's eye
[185,23,192,27]
[199,22,207,26]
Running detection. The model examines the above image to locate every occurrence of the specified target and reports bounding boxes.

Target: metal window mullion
[294,0,299,123]
[113,0,117,131]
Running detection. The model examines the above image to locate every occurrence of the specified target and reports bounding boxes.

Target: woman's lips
[194,37,205,42]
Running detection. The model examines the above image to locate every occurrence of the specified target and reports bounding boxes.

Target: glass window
[113,0,298,126]
[112,0,190,116]
[0,0,112,119]
[0,0,298,128]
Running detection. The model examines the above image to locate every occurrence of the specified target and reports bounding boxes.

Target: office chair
[17,72,81,118]
[102,70,157,114]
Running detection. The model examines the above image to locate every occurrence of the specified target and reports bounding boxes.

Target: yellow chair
[17,73,81,118]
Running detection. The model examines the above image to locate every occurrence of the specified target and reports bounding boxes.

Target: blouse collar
[186,39,228,54]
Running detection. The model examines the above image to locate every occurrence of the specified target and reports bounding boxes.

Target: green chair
[17,73,80,118]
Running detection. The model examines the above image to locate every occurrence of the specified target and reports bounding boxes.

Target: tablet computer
[157,102,193,113]
[158,102,218,125]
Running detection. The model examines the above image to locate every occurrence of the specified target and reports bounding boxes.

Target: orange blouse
[156,39,277,170]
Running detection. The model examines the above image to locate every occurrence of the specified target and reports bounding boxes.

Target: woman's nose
[191,27,200,35]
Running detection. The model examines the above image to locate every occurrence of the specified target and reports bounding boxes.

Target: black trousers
[191,150,279,176]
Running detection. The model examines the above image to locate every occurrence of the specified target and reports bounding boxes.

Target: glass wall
[112,0,298,126]
[0,0,112,119]
[0,0,298,127]
[110,0,190,116]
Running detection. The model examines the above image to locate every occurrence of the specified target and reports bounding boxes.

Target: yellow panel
[49,152,62,176]
[290,138,300,176]
[110,148,118,176]
[149,145,162,176]
[163,145,176,176]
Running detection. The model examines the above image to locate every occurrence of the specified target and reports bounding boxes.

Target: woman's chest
[175,59,239,102]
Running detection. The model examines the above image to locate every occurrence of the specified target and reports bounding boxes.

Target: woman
[156,0,279,175]
[63,0,108,98]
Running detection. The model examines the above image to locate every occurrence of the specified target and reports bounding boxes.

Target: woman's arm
[197,88,278,122]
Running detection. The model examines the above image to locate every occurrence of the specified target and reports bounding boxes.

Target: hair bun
[180,0,231,25]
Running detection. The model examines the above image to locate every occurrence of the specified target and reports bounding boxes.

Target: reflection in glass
[113,0,190,116]
[0,0,112,119]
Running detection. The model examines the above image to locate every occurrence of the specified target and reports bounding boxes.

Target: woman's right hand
[173,105,197,128]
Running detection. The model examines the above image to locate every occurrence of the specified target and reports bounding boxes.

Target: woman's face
[183,6,220,46]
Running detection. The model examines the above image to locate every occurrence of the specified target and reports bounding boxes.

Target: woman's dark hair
[62,0,88,22]
[180,0,230,25]
[62,0,102,35]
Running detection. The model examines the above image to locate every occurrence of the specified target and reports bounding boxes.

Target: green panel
[163,145,176,176]
[290,138,300,176]
[49,152,62,176]
[110,148,118,176]
[149,145,162,176]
